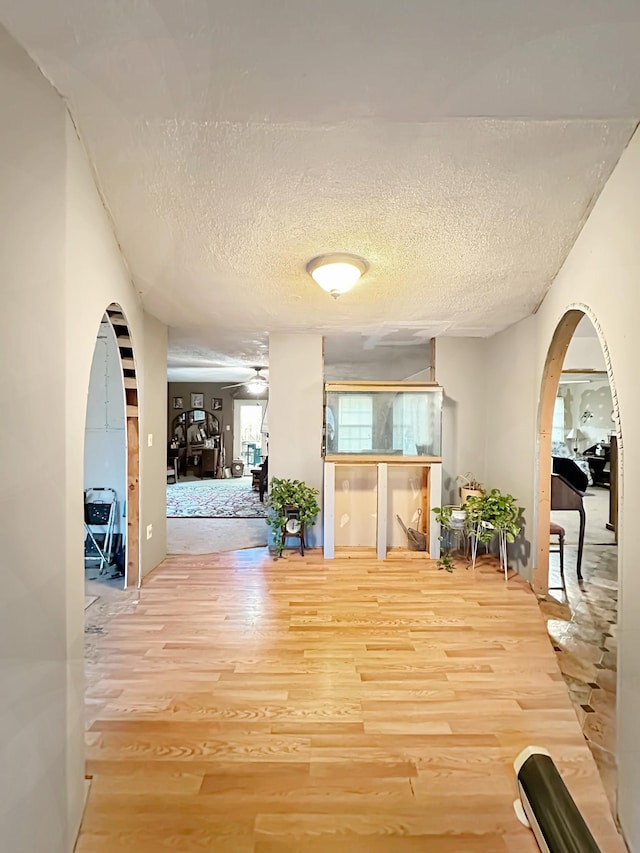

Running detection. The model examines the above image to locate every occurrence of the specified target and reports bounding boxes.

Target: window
[337,395,373,452]
[552,396,565,442]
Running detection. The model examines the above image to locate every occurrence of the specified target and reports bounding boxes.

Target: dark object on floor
[113,543,126,575]
[166,457,178,483]
[396,511,426,551]
[549,521,565,590]
[251,456,269,501]
[514,747,601,853]
[607,435,618,538]
[551,474,585,580]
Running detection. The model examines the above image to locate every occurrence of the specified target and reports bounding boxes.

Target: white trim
[323,462,335,558]
[377,463,388,560]
[429,463,442,559]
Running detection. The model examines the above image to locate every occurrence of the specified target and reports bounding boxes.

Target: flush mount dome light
[306,253,369,299]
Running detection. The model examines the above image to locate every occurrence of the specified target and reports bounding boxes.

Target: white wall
[84,319,126,535]
[558,379,613,451]
[324,340,432,381]
[435,337,488,506]
[268,334,324,547]
[483,317,539,574]
[563,335,607,371]
[0,25,167,852]
[141,312,168,577]
[484,130,640,849]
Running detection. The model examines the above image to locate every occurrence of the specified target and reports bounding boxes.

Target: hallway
[78,551,622,851]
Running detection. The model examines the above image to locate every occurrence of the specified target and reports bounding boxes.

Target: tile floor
[544,486,618,815]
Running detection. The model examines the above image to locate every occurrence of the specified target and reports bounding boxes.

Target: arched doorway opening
[536,306,622,813]
[83,303,140,591]
[536,308,622,594]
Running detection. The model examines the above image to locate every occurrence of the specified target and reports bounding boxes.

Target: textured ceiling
[2,1,640,377]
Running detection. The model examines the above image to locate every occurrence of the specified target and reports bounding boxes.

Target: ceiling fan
[222,367,268,394]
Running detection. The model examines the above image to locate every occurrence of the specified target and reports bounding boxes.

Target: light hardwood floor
[79,550,624,852]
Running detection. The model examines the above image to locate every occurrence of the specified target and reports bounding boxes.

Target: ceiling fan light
[306,253,368,299]
[247,378,267,394]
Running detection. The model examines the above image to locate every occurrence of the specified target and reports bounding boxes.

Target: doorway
[234,399,267,474]
[83,304,140,595]
[537,309,621,813]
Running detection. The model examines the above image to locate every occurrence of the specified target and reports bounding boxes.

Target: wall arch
[535,303,623,595]
[85,302,140,588]
[105,302,140,588]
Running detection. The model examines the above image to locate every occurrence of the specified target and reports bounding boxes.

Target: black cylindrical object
[515,748,601,853]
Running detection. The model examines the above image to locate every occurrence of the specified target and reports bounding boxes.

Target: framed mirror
[171,410,220,447]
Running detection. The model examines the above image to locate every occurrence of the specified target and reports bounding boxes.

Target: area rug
[167,478,269,519]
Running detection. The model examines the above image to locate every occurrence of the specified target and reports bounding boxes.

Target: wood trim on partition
[325,381,442,392]
[105,303,140,589]
[324,455,441,464]
[561,368,608,375]
[126,416,140,587]
[535,310,587,595]
[420,467,430,539]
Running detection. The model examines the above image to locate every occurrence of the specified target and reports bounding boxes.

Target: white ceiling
[2,1,640,379]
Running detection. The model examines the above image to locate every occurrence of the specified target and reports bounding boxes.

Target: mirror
[172,410,220,447]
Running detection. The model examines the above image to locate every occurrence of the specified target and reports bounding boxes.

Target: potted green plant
[432,504,466,572]
[464,489,524,577]
[433,488,524,576]
[266,477,320,557]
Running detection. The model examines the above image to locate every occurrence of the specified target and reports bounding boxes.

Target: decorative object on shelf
[212,397,222,411]
[565,428,583,456]
[456,472,484,503]
[266,477,320,558]
[306,252,368,299]
[191,392,204,408]
[173,396,184,409]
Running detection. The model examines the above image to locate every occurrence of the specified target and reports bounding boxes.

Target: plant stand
[469,526,510,581]
[497,529,509,582]
[280,523,305,556]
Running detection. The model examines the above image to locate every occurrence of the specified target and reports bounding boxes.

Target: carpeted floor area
[166,476,268,518]
[167,517,269,554]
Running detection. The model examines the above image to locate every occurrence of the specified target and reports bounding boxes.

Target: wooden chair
[550,474,585,580]
[549,521,565,576]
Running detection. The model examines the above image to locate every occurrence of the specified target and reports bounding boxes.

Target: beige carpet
[167,517,269,555]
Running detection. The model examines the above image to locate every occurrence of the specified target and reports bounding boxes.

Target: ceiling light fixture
[247,377,267,394]
[221,367,268,394]
[306,253,369,299]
